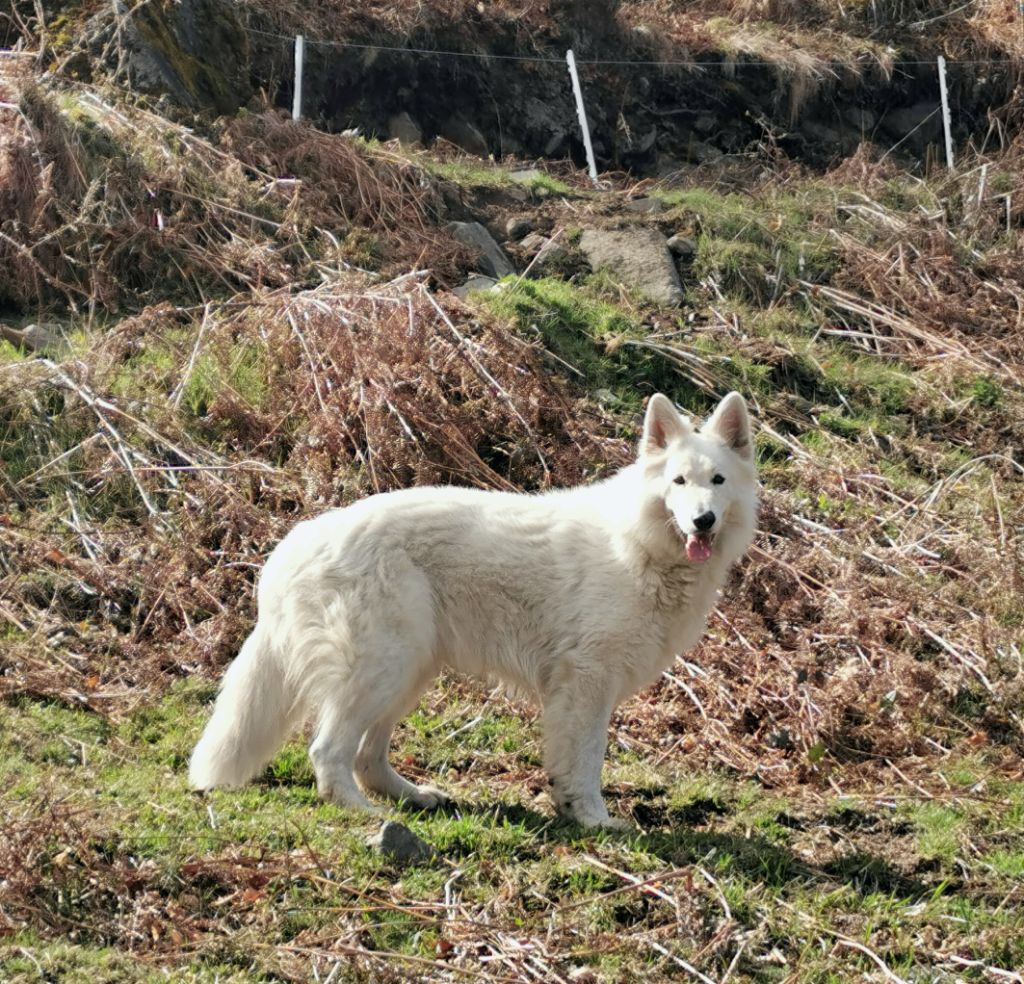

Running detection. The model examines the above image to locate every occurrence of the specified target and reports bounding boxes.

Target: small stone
[543,130,567,157]
[688,140,723,164]
[579,227,683,306]
[518,233,568,270]
[624,196,666,215]
[0,321,66,354]
[667,234,696,258]
[453,275,498,299]
[366,820,434,864]
[630,126,657,155]
[504,215,533,240]
[508,168,543,184]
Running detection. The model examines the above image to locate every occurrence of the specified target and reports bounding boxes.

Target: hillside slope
[2,19,1024,983]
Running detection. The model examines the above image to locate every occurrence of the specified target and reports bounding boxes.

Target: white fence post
[566,49,599,187]
[292,34,305,122]
[937,55,954,171]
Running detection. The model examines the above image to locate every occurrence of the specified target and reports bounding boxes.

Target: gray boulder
[89,0,252,113]
[579,227,683,305]
[449,221,514,279]
[388,111,422,145]
[440,117,489,157]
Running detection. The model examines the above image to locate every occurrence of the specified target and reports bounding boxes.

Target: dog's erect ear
[642,394,689,455]
[705,391,752,458]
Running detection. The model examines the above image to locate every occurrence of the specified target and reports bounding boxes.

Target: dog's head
[640,392,756,564]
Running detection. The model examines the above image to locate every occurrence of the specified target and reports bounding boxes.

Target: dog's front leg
[541,677,630,830]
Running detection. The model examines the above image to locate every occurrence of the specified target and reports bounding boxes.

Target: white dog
[189,392,757,828]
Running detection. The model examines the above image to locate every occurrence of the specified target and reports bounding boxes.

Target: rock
[522,96,570,159]
[448,221,515,279]
[453,275,498,299]
[387,111,422,145]
[504,216,533,240]
[800,120,842,147]
[366,821,433,864]
[543,130,568,157]
[440,117,489,157]
[688,140,723,164]
[624,197,666,215]
[579,227,683,306]
[881,101,942,142]
[0,321,66,354]
[509,168,543,185]
[844,106,877,132]
[622,126,657,156]
[519,232,568,270]
[667,234,696,259]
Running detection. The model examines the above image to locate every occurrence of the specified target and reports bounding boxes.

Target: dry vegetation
[1,33,1023,984]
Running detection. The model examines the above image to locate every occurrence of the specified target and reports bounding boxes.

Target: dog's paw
[404,784,451,811]
[560,802,634,831]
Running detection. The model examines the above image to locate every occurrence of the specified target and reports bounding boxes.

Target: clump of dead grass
[0,86,467,317]
[0,279,623,709]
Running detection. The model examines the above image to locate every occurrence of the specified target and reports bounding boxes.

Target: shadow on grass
[257,763,933,901]
[409,794,932,901]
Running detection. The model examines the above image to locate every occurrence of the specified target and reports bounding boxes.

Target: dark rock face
[84,0,1010,173]
[92,0,252,115]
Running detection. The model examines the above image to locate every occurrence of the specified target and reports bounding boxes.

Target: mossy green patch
[483,277,700,414]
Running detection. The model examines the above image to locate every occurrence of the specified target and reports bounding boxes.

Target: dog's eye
[712,474,725,485]
[673,475,686,485]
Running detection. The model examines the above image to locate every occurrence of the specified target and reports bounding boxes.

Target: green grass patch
[5,685,1024,981]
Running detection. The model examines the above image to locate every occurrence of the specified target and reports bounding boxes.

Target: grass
[427,158,577,197]
[4,687,1024,982]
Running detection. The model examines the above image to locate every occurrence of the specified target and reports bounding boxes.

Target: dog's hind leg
[309,688,388,813]
[309,648,438,814]
[308,656,426,813]
[353,664,448,810]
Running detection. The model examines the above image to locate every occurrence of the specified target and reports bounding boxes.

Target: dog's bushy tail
[189,624,293,790]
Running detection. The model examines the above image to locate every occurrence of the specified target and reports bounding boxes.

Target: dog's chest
[626,564,722,686]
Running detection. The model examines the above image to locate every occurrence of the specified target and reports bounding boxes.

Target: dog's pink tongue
[686,533,713,563]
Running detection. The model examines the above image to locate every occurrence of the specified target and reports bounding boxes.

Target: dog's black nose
[694,511,716,532]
